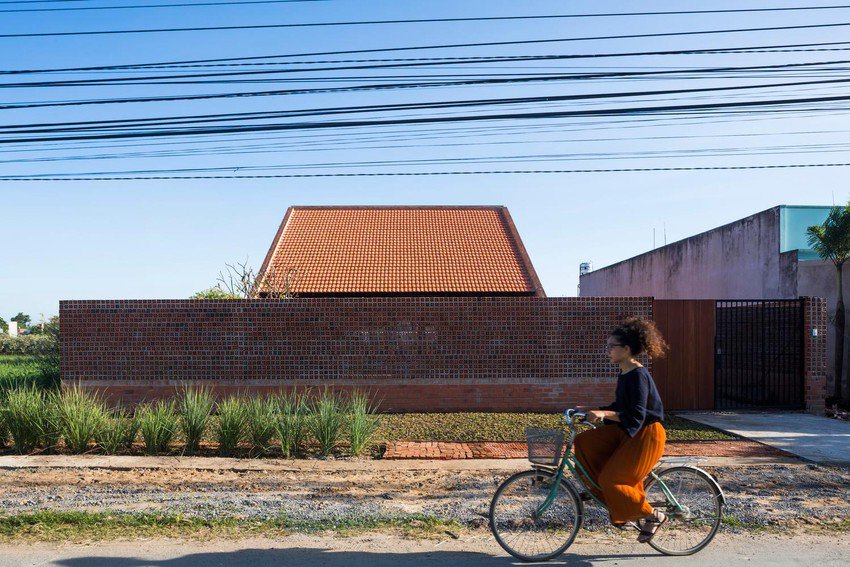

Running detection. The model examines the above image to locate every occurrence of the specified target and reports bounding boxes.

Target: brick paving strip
[382,439,792,460]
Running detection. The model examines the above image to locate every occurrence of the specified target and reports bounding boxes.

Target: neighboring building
[579,205,842,397]
[258,205,545,297]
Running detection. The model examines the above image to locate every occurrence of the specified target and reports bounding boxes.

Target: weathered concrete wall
[580,207,793,299]
[798,259,850,401]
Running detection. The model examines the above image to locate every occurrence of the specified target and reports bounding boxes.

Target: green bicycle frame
[533,416,684,518]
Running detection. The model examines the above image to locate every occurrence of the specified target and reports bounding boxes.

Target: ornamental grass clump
[246,396,278,455]
[310,389,344,457]
[216,395,247,457]
[178,385,215,453]
[137,400,178,455]
[275,389,309,458]
[96,408,139,454]
[0,405,7,449]
[347,390,380,456]
[2,386,59,453]
[55,384,108,454]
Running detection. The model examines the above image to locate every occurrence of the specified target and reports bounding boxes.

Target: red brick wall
[802,296,828,414]
[60,297,651,411]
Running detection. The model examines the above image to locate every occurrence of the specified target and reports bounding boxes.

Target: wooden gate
[651,300,715,410]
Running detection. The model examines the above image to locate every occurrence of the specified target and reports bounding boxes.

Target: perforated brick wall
[60,297,652,411]
[802,296,828,414]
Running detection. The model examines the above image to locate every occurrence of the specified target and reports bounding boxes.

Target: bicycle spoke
[490,470,581,561]
[645,467,722,556]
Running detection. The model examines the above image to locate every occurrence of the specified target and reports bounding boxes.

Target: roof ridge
[288,205,506,210]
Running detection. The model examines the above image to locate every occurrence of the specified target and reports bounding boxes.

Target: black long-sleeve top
[599,366,664,437]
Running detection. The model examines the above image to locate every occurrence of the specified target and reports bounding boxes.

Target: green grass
[375,413,734,442]
[0,510,464,542]
[0,510,842,542]
[0,355,59,392]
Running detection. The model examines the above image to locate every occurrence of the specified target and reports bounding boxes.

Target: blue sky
[1,0,846,321]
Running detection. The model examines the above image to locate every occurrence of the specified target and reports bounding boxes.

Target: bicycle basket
[525,427,564,466]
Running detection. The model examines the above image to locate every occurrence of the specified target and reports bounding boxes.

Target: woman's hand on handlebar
[584,410,606,423]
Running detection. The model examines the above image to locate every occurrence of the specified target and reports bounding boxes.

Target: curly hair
[611,316,668,359]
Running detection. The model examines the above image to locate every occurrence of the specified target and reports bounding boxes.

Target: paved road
[680,411,850,465]
[1,533,847,566]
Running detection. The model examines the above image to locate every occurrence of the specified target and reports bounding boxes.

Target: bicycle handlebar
[565,408,590,428]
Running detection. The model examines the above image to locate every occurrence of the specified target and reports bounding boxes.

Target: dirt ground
[0,460,847,533]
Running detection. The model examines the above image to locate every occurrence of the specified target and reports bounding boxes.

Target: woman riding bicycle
[574,316,669,543]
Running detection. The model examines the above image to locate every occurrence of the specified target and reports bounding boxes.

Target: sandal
[637,510,668,543]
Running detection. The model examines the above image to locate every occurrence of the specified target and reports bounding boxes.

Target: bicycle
[489,409,725,562]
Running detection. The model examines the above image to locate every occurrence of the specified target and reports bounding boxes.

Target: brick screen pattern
[802,296,828,414]
[60,297,652,411]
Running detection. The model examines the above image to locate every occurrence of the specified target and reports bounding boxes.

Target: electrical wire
[5,18,850,41]
[2,162,850,180]
[0,0,325,12]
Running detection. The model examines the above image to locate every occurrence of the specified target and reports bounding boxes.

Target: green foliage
[2,386,60,453]
[137,400,179,455]
[310,389,344,457]
[808,203,850,266]
[246,396,278,454]
[0,335,59,356]
[55,384,107,454]
[10,313,30,329]
[216,395,247,456]
[275,390,309,458]
[190,287,242,300]
[95,408,139,454]
[347,390,381,456]
[0,317,7,335]
[178,386,215,453]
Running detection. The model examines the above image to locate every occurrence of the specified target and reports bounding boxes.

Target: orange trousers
[573,422,666,523]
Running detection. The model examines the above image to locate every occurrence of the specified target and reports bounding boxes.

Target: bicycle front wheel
[644,466,724,556]
[489,469,583,562]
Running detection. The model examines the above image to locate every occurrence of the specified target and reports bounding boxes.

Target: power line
[9,39,850,76]
[7,56,849,89]
[6,68,850,132]
[2,162,849,180]
[9,64,850,130]
[0,0,324,12]
[4,92,850,144]
[6,17,850,40]
[4,2,850,14]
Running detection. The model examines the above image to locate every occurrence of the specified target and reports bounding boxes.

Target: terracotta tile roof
[258,206,544,296]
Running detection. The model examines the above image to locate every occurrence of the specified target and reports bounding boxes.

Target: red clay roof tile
[258,206,544,296]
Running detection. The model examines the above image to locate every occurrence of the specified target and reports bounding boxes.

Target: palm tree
[808,204,850,402]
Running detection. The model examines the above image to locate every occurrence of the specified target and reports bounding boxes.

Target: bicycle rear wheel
[644,466,723,556]
[489,469,583,562]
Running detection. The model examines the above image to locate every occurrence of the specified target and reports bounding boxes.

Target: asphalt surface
[0,533,847,566]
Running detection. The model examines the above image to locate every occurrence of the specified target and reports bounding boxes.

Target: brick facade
[802,296,828,414]
[60,297,651,411]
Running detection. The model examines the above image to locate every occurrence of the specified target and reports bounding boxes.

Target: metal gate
[714,299,804,409]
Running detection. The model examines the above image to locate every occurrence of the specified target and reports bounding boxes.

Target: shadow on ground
[52,547,657,566]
